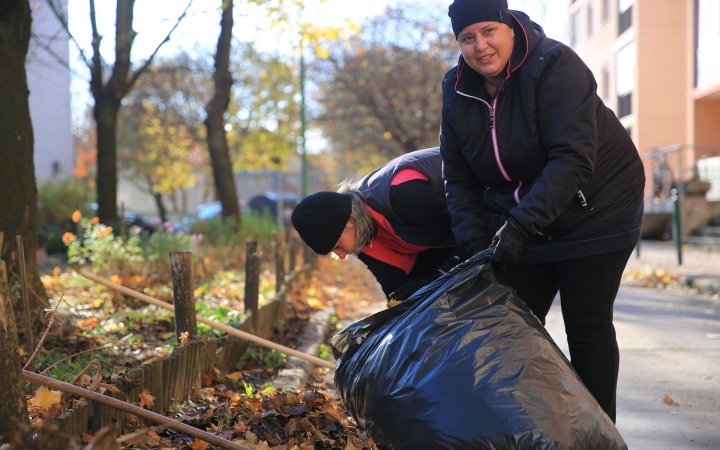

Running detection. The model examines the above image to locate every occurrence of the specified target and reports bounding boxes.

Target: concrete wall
[26,0,73,183]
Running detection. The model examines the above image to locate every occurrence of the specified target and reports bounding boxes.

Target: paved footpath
[546,285,720,449]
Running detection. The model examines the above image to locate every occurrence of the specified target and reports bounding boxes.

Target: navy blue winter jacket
[440,10,645,262]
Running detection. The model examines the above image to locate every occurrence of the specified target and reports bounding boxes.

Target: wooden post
[0,262,31,434]
[272,231,285,292]
[170,252,197,342]
[244,240,260,332]
[288,232,299,273]
[120,201,127,242]
[303,241,317,268]
[16,235,32,356]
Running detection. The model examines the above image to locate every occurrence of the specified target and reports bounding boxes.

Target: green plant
[318,343,330,360]
[66,217,145,276]
[191,211,277,251]
[65,216,199,278]
[242,381,256,398]
[195,303,244,338]
[37,178,94,254]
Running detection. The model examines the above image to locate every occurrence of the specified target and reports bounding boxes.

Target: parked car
[248,192,298,224]
[88,203,154,232]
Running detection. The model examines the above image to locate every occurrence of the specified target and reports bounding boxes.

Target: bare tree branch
[124,0,194,94]
[44,0,92,70]
[89,0,103,100]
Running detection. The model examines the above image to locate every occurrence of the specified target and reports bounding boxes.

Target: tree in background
[227,44,299,172]
[118,53,211,222]
[0,0,49,316]
[117,43,301,221]
[204,0,240,224]
[47,0,193,223]
[314,3,456,177]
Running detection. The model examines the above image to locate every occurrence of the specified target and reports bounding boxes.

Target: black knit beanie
[291,191,352,255]
[448,0,514,39]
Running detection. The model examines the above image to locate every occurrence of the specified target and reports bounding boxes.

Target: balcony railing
[618,4,632,35]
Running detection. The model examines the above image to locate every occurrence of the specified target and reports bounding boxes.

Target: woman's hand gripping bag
[329,250,627,450]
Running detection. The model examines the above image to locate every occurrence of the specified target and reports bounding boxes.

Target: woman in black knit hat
[441,0,645,423]
[292,148,463,301]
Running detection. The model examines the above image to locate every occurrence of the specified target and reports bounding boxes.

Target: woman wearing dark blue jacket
[441,0,645,422]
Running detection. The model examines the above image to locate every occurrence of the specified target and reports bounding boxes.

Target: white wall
[26,0,74,182]
[697,0,720,90]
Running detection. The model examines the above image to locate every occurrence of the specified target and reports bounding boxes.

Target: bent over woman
[441,0,645,422]
[291,148,461,300]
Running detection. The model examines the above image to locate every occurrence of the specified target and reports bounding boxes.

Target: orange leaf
[30,386,62,410]
[139,389,155,409]
[189,439,211,450]
[663,395,674,405]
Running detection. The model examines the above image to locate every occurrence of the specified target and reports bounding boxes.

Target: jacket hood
[454,10,546,92]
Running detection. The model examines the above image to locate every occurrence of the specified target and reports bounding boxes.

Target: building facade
[26,0,74,183]
[568,0,720,199]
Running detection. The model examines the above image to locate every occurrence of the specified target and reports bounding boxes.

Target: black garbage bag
[330,249,627,450]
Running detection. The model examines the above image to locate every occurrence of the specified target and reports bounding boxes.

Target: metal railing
[641,143,720,201]
[639,143,720,264]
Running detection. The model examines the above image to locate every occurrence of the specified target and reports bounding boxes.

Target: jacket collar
[454,10,545,94]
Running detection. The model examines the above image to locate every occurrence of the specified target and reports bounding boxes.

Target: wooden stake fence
[23,370,252,450]
[80,271,335,370]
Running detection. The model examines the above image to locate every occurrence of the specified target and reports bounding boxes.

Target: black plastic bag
[330,250,627,450]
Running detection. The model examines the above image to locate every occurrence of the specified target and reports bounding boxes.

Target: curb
[273,307,335,390]
[681,275,720,295]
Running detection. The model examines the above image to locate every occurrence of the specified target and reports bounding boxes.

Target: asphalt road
[544,286,720,450]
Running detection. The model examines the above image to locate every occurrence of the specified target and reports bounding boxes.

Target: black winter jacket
[440,10,645,262]
[352,148,458,298]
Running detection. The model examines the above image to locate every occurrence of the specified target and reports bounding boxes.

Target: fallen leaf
[663,395,674,405]
[189,439,210,450]
[30,386,62,409]
[307,298,325,310]
[256,441,271,450]
[138,389,155,409]
[180,331,190,345]
[226,371,244,381]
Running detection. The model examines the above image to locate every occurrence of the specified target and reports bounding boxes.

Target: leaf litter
[24,255,384,449]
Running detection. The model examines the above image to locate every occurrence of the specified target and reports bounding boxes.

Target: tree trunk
[0,262,30,439]
[0,0,49,318]
[94,99,121,222]
[204,0,241,224]
[146,176,168,223]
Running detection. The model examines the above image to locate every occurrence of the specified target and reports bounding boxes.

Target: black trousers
[495,245,635,423]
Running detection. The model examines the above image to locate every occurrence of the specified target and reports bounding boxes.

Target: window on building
[570,10,582,46]
[587,2,595,36]
[602,0,610,22]
[616,41,635,118]
[618,0,634,35]
[51,161,62,177]
[602,65,611,101]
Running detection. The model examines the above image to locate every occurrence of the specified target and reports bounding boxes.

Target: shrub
[66,216,196,279]
[37,178,94,254]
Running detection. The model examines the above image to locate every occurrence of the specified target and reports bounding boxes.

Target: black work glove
[437,246,468,274]
[490,219,527,266]
[388,272,441,302]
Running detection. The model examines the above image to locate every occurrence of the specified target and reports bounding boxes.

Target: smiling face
[457,21,515,89]
[331,221,357,260]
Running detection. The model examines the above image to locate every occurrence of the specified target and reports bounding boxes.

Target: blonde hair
[337,180,377,254]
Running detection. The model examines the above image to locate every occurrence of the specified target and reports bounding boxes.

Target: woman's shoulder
[442,65,459,89]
